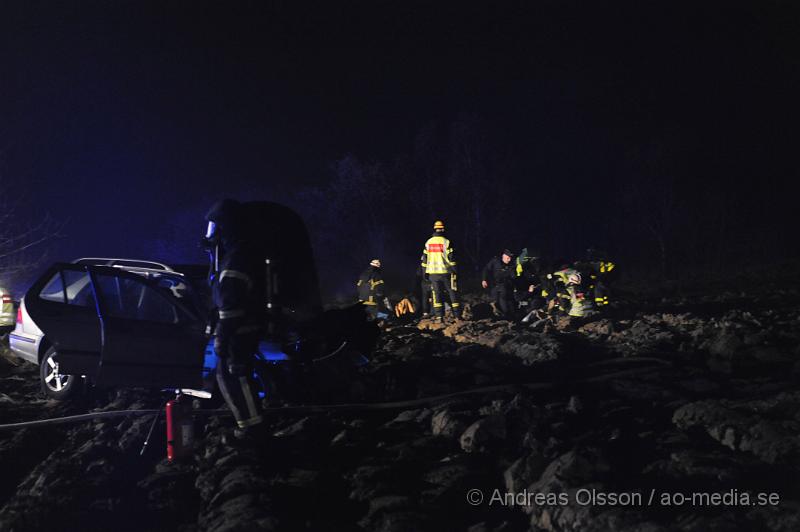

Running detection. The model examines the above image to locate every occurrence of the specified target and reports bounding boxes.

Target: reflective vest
[567,286,590,317]
[554,268,581,286]
[421,234,456,275]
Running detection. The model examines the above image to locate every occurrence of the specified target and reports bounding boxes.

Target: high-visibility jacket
[421,233,457,275]
[553,268,581,286]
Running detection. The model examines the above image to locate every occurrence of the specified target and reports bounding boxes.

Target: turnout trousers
[429,273,461,318]
[491,283,516,318]
[215,331,264,429]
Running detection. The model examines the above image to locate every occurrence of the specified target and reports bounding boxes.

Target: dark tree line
[289,113,793,299]
[131,111,792,302]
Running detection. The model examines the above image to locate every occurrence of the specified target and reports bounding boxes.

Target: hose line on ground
[0,409,162,431]
[0,364,665,431]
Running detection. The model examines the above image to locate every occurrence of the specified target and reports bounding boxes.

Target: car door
[87,266,208,388]
[23,263,103,376]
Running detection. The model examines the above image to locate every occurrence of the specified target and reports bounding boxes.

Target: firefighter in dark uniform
[583,248,616,309]
[515,248,547,311]
[421,220,461,320]
[482,249,517,318]
[357,259,390,320]
[203,199,266,438]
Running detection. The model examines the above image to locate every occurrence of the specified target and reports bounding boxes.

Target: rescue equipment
[166,392,197,462]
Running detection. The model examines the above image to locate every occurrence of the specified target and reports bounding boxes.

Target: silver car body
[8,298,42,364]
[8,258,187,366]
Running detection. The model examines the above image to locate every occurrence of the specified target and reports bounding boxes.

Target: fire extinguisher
[166,393,195,462]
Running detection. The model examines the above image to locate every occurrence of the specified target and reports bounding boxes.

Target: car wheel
[40,347,79,400]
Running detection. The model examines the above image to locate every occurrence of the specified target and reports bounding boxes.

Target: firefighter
[552,266,591,318]
[481,249,517,318]
[536,259,567,316]
[514,248,547,311]
[582,248,616,309]
[357,259,391,320]
[203,199,266,440]
[517,249,549,324]
[421,220,461,321]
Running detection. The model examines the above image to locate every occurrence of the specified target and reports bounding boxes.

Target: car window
[39,272,66,303]
[38,270,95,307]
[155,277,188,299]
[63,270,95,307]
[93,273,180,324]
[152,274,205,318]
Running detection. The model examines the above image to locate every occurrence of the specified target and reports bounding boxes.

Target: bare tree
[411,121,445,221]
[0,180,64,293]
[329,154,392,261]
[620,142,684,279]
[447,113,509,271]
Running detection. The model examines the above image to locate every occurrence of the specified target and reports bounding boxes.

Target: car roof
[73,258,175,271]
[71,258,187,279]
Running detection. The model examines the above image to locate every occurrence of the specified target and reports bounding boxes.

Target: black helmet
[202,198,242,248]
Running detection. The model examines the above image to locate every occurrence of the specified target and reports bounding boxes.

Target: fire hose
[0,357,670,432]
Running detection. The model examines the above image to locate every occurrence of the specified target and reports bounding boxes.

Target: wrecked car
[10,260,214,399]
[9,202,377,401]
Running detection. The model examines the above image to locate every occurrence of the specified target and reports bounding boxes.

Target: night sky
[2,1,798,296]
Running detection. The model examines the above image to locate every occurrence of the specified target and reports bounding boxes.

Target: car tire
[40,347,80,400]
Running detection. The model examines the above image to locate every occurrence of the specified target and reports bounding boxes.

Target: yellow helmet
[433,220,445,231]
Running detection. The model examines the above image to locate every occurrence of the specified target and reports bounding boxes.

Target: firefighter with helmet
[202,199,266,441]
[357,259,391,320]
[551,266,590,318]
[420,220,462,321]
[582,248,616,309]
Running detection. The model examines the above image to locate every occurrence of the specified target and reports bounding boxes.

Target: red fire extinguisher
[166,393,195,462]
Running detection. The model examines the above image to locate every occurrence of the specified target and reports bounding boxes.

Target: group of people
[482,247,616,323]
[203,201,614,441]
[357,220,616,324]
[357,220,462,322]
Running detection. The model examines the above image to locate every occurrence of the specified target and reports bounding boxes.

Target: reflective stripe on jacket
[212,243,266,339]
[421,235,456,274]
[357,266,385,305]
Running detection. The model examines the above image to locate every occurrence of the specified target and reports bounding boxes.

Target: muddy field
[2,284,800,532]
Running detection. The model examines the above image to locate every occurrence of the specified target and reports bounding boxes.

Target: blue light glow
[202,339,289,379]
[256,340,290,362]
